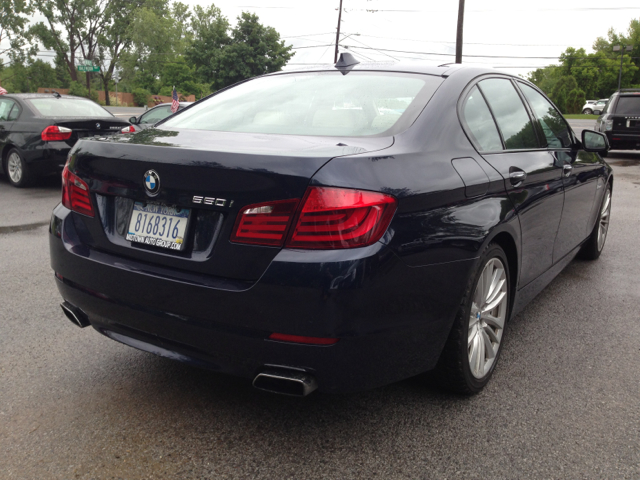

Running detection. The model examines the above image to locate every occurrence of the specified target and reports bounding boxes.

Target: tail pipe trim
[60,301,91,328]
[253,366,318,396]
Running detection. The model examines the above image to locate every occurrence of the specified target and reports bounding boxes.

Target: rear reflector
[268,333,339,345]
[62,165,94,217]
[230,199,299,246]
[42,125,72,141]
[285,186,397,249]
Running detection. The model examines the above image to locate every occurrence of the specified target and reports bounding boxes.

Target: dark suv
[596,89,640,150]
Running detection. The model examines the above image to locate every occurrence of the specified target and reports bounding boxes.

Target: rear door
[517,82,601,260]
[462,77,565,286]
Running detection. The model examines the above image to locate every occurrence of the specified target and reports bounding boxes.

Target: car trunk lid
[69,127,393,281]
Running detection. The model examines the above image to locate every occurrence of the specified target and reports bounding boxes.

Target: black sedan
[0,93,130,187]
[122,102,193,133]
[49,57,612,396]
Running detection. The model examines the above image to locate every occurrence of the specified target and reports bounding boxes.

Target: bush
[132,88,151,107]
[566,88,586,114]
[90,90,99,104]
[68,80,88,98]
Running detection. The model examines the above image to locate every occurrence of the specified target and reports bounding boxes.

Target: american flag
[0,84,7,95]
[171,86,179,113]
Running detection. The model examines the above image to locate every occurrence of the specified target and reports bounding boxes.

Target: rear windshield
[161,71,443,137]
[28,97,113,118]
[615,96,640,115]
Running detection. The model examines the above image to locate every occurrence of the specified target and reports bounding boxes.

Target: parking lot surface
[1,122,639,478]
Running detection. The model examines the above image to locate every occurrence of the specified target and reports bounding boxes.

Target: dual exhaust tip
[60,302,317,396]
[253,367,318,397]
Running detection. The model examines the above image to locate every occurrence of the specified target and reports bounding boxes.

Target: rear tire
[3,148,32,188]
[583,108,593,115]
[579,185,611,260]
[434,243,511,394]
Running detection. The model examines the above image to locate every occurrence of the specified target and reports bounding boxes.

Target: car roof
[3,93,91,100]
[271,60,510,80]
[152,102,193,107]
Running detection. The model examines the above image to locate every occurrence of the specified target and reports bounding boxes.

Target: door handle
[509,170,527,186]
[563,164,573,177]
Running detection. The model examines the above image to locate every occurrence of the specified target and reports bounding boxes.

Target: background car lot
[1,121,639,478]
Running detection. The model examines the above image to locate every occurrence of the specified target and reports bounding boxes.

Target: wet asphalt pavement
[1,121,639,479]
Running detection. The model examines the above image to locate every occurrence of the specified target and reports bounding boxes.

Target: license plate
[126,202,190,251]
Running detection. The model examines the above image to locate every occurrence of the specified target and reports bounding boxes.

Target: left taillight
[230,199,300,247]
[61,165,94,217]
[42,125,72,141]
[121,125,136,133]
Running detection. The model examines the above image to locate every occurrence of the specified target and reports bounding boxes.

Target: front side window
[461,86,503,151]
[478,78,540,150]
[27,98,113,118]
[519,83,572,148]
[161,71,443,137]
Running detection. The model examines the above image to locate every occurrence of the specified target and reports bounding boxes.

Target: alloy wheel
[597,189,611,251]
[7,152,23,184]
[468,258,508,379]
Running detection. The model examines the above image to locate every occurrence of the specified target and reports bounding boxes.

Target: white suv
[582,99,608,115]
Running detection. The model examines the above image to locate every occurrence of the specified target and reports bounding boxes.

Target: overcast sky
[3,0,639,78]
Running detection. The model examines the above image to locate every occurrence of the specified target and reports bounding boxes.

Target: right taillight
[231,187,396,249]
[61,165,94,217]
[285,187,397,249]
[42,125,72,141]
[121,125,136,133]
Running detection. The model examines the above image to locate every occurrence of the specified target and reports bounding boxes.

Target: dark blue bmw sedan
[49,56,612,396]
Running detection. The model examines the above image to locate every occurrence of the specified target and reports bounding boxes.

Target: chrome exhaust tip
[60,302,91,328]
[253,367,318,396]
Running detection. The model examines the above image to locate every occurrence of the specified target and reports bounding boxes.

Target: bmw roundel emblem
[144,170,160,196]
[96,122,101,129]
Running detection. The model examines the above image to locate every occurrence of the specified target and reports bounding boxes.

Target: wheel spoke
[474,333,485,375]
[486,277,505,305]
[481,328,496,359]
[482,313,504,330]
[482,290,506,314]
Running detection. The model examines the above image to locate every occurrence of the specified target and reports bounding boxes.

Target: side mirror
[129,116,138,124]
[582,130,609,153]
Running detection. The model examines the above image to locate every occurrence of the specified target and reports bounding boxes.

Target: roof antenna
[335,52,360,75]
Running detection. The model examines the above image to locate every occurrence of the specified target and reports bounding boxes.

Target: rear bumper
[49,204,474,393]
[606,131,640,150]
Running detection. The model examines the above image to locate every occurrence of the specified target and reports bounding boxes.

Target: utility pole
[613,44,633,91]
[455,0,465,64]
[334,0,344,63]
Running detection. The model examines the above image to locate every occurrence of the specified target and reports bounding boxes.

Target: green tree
[551,75,578,113]
[566,88,586,114]
[209,12,294,90]
[184,4,230,85]
[30,0,111,93]
[0,0,34,67]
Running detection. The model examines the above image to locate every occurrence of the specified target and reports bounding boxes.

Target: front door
[517,82,601,261]
[475,78,565,286]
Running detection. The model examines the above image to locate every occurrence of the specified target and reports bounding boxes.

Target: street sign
[77,65,100,72]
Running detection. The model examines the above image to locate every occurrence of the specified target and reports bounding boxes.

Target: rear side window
[0,98,14,121]
[27,97,113,118]
[162,71,443,137]
[462,86,503,151]
[519,83,572,148]
[615,96,640,114]
[478,78,539,150]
